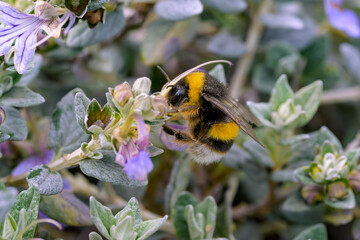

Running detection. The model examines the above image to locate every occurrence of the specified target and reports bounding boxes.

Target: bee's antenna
[157,65,171,82]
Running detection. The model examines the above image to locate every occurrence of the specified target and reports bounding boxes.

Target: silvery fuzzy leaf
[135,216,168,240]
[154,0,203,21]
[67,7,125,47]
[207,32,247,58]
[26,165,64,195]
[260,13,304,30]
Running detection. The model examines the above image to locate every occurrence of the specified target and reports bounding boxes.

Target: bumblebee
[160,60,262,164]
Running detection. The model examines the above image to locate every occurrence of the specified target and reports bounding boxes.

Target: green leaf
[346,148,359,170]
[89,232,103,240]
[294,80,323,126]
[282,193,325,224]
[324,188,356,210]
[243,140,273,168]
[265,41,297,71]
[90,196,116,239]
[40,190,92,226]
[207,32,247,58]
[316,126,342,152]
[165,155,191,212]
[195,196,217,239]
[340,43,360,81]
[302,36,329,74]
[0,75,13,97]
[185,205,204,240]
[209,64,227,85]
[0,107,27,141]
[87,0,109,11]
[202,0,246,13]
[294,166,317,185]
[321,141,335,157]
[74,91,91,134]
[252,64,275,94]
[172,192,199,240]
[270,75,294,110]
[154,0,203,21]
[115,198,142,227]
[141,18,198,66]
[48,88,89,157]
[0,187,18,222]
[293,224,327,240]
[67,7,125,47]
[26,165,64,195]
[0,214,16,239]
[246,102,274,128]
[0,86,44,107]
[79,150,147,187]
[260,13,304,30]
[135,216,168,240]
[9,187,40,239]
[110,216,137,240]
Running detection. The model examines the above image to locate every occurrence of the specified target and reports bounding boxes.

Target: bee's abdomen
[203,138,234,153]
[208,121,239,141]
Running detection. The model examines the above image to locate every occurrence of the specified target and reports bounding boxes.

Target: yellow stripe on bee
[186,72,205,105]
[209,121,239,141]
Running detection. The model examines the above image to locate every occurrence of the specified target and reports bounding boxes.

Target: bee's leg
[162,125,194,143]
[178,105,199,112]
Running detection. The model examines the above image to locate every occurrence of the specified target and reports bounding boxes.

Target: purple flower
[0,1,76,74]
[124,151,153,181]
[324,0,360,38]
[159,123,188,151]
[12,150,53,176]
[115,114,153,181]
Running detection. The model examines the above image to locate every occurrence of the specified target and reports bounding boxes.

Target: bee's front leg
[162,125,194,143]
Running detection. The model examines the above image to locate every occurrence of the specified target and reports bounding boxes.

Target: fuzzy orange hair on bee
[160,60,262,164]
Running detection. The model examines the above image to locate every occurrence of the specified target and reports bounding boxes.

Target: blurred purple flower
[124,151,153,181]
[324,0,360,38]
[12,150,53,176]
[159,124,189,151]
[0,1,76,74]
[115,114,153,181]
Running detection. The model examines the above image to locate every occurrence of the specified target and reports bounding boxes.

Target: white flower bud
[132,77,152,96]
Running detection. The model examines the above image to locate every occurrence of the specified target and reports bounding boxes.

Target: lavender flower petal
[14,26,41,74]
[0,1,31,27]
[0,37,14,55]
[325,0,360,38]
[134,114,150,151]
[12,150,53,176]
[159,124,189,151]
[63,12,76,36]
[124,151,153,181]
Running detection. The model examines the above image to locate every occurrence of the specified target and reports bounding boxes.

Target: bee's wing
[202,94,263,147]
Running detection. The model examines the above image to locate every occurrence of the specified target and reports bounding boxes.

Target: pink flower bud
[113,82,133,107]
[152,94,169,119]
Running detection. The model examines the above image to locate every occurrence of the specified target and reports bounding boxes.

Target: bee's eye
[168,85,187,106]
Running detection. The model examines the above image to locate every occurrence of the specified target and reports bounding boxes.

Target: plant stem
[0,139,100,186]
[230,0,273,99]
[321,86,360,105]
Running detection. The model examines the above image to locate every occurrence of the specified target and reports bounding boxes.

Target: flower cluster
[83,77,168,181]
[296,140,359,205]
[248,75,323,131]
[324,0,360,38]
[0,1,76,74]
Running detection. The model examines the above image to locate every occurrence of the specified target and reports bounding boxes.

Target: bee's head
[159,59,233,99]
[166,82,187,107]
